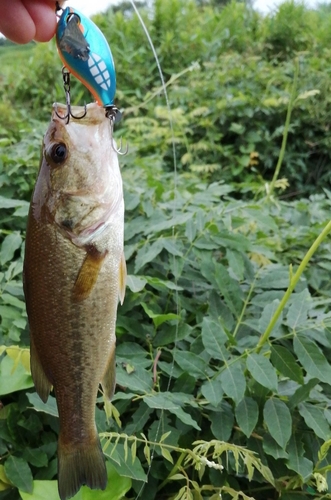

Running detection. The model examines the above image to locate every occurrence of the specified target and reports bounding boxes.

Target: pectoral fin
[72,245,107,302]
[30,336,52,403]
[118,252,127,305]
[101,346,116,401]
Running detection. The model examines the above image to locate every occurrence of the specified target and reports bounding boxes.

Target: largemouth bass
[23,102,126,500]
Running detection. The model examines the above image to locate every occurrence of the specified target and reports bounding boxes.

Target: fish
[23,102,126,500]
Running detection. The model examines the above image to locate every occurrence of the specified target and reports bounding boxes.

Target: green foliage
[263,1,315,59]
[1,1,331,499]
[2,1,331,194]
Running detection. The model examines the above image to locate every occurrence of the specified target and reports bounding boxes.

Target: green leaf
[174,407,200,430]
[210,402,234,441]
[201,317,228,361]
[235,397,258,437]
[263,434,289,459]
[125,402,153,435]
[246,354,278,392]
[219,363,246,406]
[143,393,200,430]
[19,481,59,500]
[258,266,290,290]
[263,399,292,449]
[105,445,146,483]
[116,365,153,393]
[13,205,29,217]
[286,434,313,481]
[201,379,223,407]
[258,299,282,335]
[20,462,131,499]
[162,239,183,257]
[21,448,48,468]
[318,438,331,462]
[126,275,147,293]
[0,356,33,396]
[185,218,197,243]
[146,277,183,291]
[286,290,311,329]
[0,233,22,266]
[214,263,243,316]
[134,239,164,272]
[154,324,193,347]
[297,89,320,100]
[27,393,59,417]
[5,456,33,494]
[144,213,192,236]
[293,335,331,384]
[271,345,304,384]
[288,378,319,409]
[161,447,174,464]
[226,249,244,281]
[141,302,180,328]
[298,403,331,440]
[174,351,208,379]
[143,393,179,411]
[1,294,25,310]
[0,195,29,210]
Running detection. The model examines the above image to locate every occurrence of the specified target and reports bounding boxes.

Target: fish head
[32,103,124,247]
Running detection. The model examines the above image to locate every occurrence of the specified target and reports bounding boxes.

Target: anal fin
[101,346,116,401]
[30,335,52,403]
[72,245,107,302]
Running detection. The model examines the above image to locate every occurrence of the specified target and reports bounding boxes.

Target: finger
[23,0,57,42]
[0,0,36,44]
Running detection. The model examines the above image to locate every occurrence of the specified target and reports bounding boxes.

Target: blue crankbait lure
[55,4,127,154]
[56,6,116,107]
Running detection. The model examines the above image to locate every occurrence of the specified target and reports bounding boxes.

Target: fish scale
[23,103,126,500]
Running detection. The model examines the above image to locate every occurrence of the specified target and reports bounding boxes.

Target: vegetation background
[1,0,331,498]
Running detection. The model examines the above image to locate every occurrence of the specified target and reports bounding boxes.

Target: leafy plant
[1,1,331,500]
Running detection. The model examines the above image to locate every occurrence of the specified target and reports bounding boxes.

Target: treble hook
[105,106,129,156]
[55,67,87,124]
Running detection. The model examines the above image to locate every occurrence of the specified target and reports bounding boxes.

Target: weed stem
[256,218,331,352]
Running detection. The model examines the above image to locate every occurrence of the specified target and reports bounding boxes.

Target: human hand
[0,0,64,44]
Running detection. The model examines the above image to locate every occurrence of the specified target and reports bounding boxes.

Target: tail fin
[57,433,107,500]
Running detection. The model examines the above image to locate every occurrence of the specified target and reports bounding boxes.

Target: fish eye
[48,143,68,165]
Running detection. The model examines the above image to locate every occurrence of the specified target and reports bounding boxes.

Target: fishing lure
[55,4,127,154]
[56,6,116,108]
